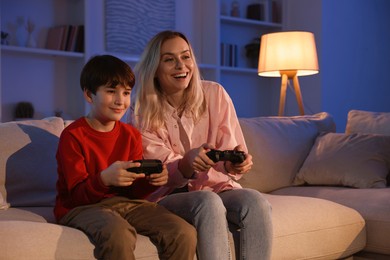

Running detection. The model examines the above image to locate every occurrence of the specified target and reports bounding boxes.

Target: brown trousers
[60,196,197,260]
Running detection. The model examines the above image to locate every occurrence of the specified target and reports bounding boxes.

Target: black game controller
[127,159,163,175]
[206,149,246,164]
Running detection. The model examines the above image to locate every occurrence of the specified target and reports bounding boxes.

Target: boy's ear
[83,90,93,103]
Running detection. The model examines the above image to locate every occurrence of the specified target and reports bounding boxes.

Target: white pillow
[238,112,336,193]
[346,110,390,135]
[294,132,390,188]
[0,192,10,210]
[0,117,64,207]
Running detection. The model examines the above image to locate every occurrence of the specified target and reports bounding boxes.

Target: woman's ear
[83,89,93,103]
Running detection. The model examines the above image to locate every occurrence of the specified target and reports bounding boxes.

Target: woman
[130,30,272,260]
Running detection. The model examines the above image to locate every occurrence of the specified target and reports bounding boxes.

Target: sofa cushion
[265,193,366,259]
[294,132,390,188]
[0,117,64,207]
[346,110,390,135]
[0,207,48,222]
[272,186,390,255]
[0,220,161,260]
[238,112,335,193]
[0,192,9,210]
[0,220,96,259]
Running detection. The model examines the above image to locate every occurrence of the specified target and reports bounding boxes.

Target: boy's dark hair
[80,55,135,94]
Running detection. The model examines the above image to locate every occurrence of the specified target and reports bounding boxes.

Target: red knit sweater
[54,118,157,222]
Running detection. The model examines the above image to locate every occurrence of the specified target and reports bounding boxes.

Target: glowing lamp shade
[258,31,319,116]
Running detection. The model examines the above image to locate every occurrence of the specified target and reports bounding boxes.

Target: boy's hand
[100,161,146,187]
[146,164,168,186]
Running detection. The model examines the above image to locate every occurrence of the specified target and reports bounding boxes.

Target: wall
[284,0,390,131]
[283,0,322,116]
[322,0,390,131]
[2,0,390,125]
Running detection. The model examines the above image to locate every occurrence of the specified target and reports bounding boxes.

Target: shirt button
[174,125,178,128]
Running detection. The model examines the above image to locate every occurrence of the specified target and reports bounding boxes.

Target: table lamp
[258,31,319,116]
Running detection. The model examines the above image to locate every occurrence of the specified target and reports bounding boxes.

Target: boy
[54,55,196,260]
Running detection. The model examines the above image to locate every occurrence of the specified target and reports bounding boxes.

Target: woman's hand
[179,143,215,178]
[191,144,216,172]
[224,145,253,175]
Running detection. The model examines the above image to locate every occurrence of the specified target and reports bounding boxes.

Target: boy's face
[85,84,131,124]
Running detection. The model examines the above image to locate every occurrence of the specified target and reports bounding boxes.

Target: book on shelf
[60,25,70,51]
[46,25,66,50]
[65,25,78,51]
[65,26,74,51]
[74,25,84,52]
[220,43,238,67]
[45,25,84,52]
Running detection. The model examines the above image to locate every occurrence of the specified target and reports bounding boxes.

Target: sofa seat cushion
[0,220,96,259]
[0,220,160,260]
[271,186,390,255]
[264,194,366,259]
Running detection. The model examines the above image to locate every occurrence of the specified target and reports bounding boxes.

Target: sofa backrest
[238,112,336,193]
[4,112,371,208]
[0,117,65,208]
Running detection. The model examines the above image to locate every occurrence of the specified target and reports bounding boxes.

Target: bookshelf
[0,0,107,122]
[0,0,284,122]
[190,0,284,117]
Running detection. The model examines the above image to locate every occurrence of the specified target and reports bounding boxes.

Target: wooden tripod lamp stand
[258,31,319,116]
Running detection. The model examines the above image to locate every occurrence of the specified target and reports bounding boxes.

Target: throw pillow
[238,112,336,193]
[0,117,64,207]
[346,110,390,135]
[294,132,390,188]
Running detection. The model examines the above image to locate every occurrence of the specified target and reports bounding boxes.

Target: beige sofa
[0,110,389,259]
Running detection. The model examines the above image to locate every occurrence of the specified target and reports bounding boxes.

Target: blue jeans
[158,188,272,260]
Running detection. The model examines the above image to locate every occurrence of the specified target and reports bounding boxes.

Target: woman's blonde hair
[131,30,207,131]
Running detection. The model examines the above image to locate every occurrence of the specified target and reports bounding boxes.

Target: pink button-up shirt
[140,81,248,202]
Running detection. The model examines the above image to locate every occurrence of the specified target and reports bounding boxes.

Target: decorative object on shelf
[245,38,260,68]
[272,0,282,23]
[54,109,63,118]
[221,0,228,15]
[105,0,175,55]
[14,101,34,119]
[15,16,28,47]
[258,31,319,116]
[230,1,240,17]
[247,3,264,21]
[26,18,36,48]
[1,31,9,45]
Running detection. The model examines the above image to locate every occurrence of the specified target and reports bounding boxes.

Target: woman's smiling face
[155,36,194,96]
